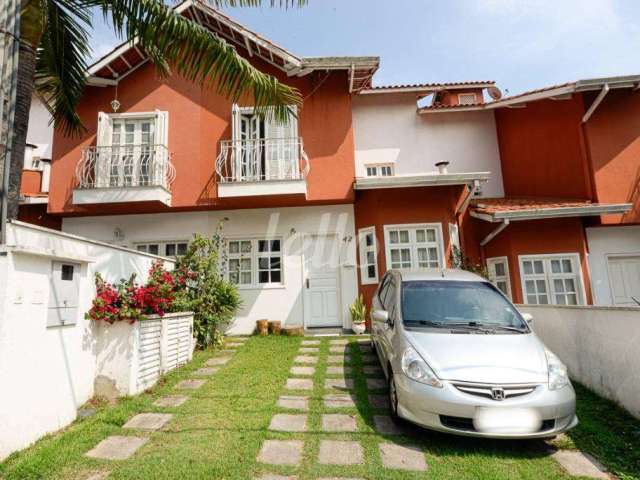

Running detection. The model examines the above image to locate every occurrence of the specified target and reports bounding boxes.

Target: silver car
[370,269,578,439]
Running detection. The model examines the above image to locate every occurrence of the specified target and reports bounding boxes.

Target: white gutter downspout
[480,219,510,247]
[582,83,610,123]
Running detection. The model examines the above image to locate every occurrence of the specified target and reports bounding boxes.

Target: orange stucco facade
[49,56,356,216]
[494,95,593,200]
[353,186,466,309]
[582,89,640,224]
[20,170,43,196]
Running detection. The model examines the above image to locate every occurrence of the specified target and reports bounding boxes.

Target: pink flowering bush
[86,261,192,323]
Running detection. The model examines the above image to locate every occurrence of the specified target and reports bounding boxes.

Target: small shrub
[174,230,242,348]
[450,245,489,279]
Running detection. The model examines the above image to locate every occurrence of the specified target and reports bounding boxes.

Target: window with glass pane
[258,239,282,284]
[228,240,253,285]
[358,227,378,284]
[385,225,441,271]
[165,242,188,257]
[520,255,582,305]
[110,117,155,187]
[136,243,159,255]
[364,164,394,177]
[487,257,511,298]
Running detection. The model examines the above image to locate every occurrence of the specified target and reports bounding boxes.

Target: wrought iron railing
[75,144,176,190]
[215,137,310,183]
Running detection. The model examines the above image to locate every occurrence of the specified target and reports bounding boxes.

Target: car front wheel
[388,369,400,423]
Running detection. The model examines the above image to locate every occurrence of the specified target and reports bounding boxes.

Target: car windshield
[401,280,528,331]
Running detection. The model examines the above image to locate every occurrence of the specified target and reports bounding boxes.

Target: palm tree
[4,0,303,220]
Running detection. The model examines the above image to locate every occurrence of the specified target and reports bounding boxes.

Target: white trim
[487,256,512,299]
[358,226,378,285]
[383,223,445,271]
[225,236,284,290]
[355,172,490,190]
[518,253,587,306]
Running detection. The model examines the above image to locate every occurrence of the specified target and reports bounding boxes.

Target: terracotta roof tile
[368,80,495,90]
[473,197,592,215]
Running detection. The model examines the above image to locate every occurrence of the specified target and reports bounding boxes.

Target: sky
[89,0,640,96]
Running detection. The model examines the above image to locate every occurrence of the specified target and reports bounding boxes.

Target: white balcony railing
[215,138,310,183]
[75,144,176,190]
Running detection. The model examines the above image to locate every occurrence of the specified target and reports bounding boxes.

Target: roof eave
[471,203,633,222]
[354,172,490,190]
[360,82,495,96]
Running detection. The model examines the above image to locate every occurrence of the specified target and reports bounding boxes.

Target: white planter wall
[95,312,194,397]
[0,221,175,460]
[518,304,640,419]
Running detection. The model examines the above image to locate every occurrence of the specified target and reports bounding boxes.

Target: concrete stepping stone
[318,478,364,480]
[379,443,427,471]
[318,440,364,465]
[299,347,319,353]
[123,413,172,431]
[218,349,236,354]
[290,366,315,376]
[366,378,387,390]
[257,440,304,466]
[84,471,110,480]
[329,346,349,353]
[269,413,308,432]
[361,354,377,364]
[175,379,205,390]
[85,436,148,460]
[326,366,352,376]
[329,339,348,345]
[327,355,351,364]
[206,357,231,366]
[552,450,609,478]
[226,341,244,346]
[286,378,314,390]
[368,394,390,409]
[301,340,320,345]
[356,338,370,343]
[324,394,357,408]
[153,395,188,408]
[322,414,358,432]
[373,415,404,435]
[294,355,318,364]
[363,365,383,376]
[277,395,309,411]
[193,367,219,376]
[325,378,354,390]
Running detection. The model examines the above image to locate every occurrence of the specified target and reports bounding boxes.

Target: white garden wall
[0,221,174,460]
[62,205,359,334]
[518,304,640,419]
[352,93,505,198]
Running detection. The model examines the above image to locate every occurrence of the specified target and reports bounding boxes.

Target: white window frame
[97,111,169,148]
[383,223,444,271]
[487,256,512,299]
[364,163,395,177]
[134,241,189,257]
[518,253,586,306]
[358,226,379,285]
[458,93,477,105]
[226,237,284,289]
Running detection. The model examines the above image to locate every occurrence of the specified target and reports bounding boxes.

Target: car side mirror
[372,309,389,324]
[522,313,534,324]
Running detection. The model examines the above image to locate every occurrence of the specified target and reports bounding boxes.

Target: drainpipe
[582,83,609,123]
[480,219,510,247]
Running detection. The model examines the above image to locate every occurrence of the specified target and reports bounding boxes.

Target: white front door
[303,235,341,328]
[608,255,640,305]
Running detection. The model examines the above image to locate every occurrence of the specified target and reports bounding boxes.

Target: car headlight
[545,349,569,390]
[401,345,443,388]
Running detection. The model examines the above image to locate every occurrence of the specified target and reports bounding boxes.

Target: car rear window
[401,280,526,328]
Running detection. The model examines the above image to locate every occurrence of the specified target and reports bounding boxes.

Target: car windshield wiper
[405,320,447,328]
[484,324,528,333]
[447,322,527,333]
[444,322,493,333]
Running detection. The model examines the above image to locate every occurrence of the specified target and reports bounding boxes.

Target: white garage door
[608,256,640,306]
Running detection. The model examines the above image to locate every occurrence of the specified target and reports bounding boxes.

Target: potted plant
[349,294,367,335]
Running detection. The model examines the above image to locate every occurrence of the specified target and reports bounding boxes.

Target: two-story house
[36,1,638,334]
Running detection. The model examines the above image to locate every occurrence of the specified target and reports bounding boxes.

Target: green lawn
[1,335,639,480]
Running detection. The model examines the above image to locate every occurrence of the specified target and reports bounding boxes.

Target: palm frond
[34,0,92,135]
[102,0,301,121]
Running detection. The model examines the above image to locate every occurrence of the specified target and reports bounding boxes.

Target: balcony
[73,145,176,206]
[215,138,310,197]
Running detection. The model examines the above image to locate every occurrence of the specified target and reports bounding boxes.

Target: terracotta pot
[256,319,269,336]
[352,322,366,335]
[268,320,282,336]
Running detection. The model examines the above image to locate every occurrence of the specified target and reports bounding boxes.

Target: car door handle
[305,278,309,289]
